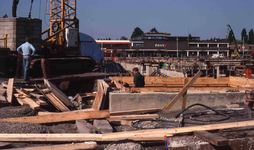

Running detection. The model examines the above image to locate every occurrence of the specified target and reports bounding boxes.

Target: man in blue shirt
[17,37,36,80]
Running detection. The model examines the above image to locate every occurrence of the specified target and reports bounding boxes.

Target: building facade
[96,32,230,58]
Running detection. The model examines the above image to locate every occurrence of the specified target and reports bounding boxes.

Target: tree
[241,28,248,44]
[249,29,254,44]
[131,27,144,39]
[109,38,111,40]
[120,36,128,40]
[228,30,234,44]
[3,14,8,18]
[150,27,158,33]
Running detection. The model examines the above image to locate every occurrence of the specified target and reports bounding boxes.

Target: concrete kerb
[109,91,246,113]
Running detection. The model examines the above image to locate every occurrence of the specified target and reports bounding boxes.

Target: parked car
[212,54,224,58]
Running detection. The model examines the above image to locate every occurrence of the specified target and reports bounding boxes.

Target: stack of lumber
[1,78,75,111]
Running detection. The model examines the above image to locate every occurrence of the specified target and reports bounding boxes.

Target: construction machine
[1,0,97,77]
[227,25,240,59]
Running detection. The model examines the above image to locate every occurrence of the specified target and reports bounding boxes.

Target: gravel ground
[47,123,78,133]
[0,106,37,119]
[0,121,48,133]
[105,140,144,150]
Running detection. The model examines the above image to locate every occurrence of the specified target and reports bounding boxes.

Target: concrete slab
[93,119,113,133]
[75,120,96,133]
[109,92,245,113]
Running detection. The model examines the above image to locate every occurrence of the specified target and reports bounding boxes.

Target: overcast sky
[0,0,254,40]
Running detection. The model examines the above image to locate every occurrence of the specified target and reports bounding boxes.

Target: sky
[0,0,254,40]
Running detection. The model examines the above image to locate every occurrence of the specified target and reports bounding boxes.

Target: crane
[42,0,80,55]
[227,24,240,58]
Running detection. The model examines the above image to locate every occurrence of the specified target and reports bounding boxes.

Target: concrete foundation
[0,18,41,51]
[109,91,245,113]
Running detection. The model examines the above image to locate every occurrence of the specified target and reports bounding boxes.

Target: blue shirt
[17,42,36,56]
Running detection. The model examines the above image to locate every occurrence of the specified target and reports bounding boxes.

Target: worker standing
[16,37,35,81]
[132,67,145,87]
[40,43,51,78]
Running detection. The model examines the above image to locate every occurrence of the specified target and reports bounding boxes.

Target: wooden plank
[38,112,57,116]
[110,108,161,116]
[14,94,29,107]
[44,79,74,107]
[194,131,229,146]
[107,114,159,122]
[92,80,104,111]
[20,97,40,110]
[11,142,97,150]
[33,98,47,106]
[181,78,188,110]
[0,89,6,96]
[101,120,254,141]
[0,109,109,124]
[101,81,110,110]
[23,88,35,92]
[0,96,6,103]
[0,134,101,142]
[0,142,10,148]
[163,71,202,110]
[30,93,44,99]
[37,86,69,112]
[44,92,70,112]
[15,88,31,98]
[6,78,14,104]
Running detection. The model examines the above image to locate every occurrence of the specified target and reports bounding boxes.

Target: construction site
[1,0,254,150]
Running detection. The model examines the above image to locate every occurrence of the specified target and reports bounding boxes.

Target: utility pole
[177,36,179,58]
[243,37,245,55]
[101,34,103,51]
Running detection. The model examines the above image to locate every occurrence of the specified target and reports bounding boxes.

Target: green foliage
[131,27,144,39]
[241,28,248,44]
[248,29,254,44]
[150,27,158,33]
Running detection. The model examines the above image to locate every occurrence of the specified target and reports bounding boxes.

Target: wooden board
[44,79,74,107]
[163,71,202,110]
[194,131,229,146]
[92,80,105,110]
[14,94,30,107]
[33,98,47,106]
[0,109,109,124]
[6,78,14,104]
[30,93,44,99]
[181,78,188,110]
[107,114,159,122]
[0,96,6,103]
[44,92,70,111]
[110,108,161,116]
[20,97,40,110]
[10,142,97,150]
[0,142,10,148]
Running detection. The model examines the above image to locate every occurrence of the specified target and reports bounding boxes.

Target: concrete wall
[0,18,41,51]
[160,69,184,77]
[109,91,245,113]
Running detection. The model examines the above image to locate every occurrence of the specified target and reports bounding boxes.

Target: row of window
[189,44,227,48]
[142,36,166,40]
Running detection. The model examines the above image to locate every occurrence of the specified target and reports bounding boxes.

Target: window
[189,44,197,47]
[209,44,217,47]
[133,43,143,46]
[148,37,151,39]
[199,44,208,47]
[219,44,227,48]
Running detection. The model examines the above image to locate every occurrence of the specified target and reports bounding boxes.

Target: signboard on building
[155,44,165,47]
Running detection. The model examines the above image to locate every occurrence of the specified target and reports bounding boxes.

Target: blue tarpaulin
[79,33,104,62]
